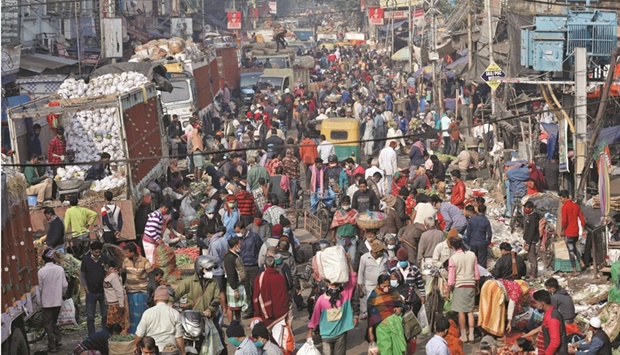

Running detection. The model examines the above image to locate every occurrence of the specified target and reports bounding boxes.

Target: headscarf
[528,163,546,191]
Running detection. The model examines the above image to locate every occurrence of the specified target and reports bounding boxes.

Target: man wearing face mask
[330,196,359,262]
[222,195,240,240]
[352,179,380,213]
[223,237,248,321]
[390,248,426,314]
[236,221,263,319]
[358,239,389,320]
[307,258,359,355]
[196,205,222,242]
[80,241,108,335]
[253,256,290,328]
[251,321,283,355]
[248,211,271,242]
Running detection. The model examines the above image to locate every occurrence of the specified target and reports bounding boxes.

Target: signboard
[101,18,123,58]
[170,18,193,39]
[1,0,20,45]
[227,11,242,29]
[368,7,385,26]
[480,61,505,91]
[268,1,277,14]
[1,45,21,76]
[381,0,423,8]
[558,119,569,173]
[384,10,409,20]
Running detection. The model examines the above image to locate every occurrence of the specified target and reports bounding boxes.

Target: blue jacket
[465,214,492,247]
[240,230,263,266]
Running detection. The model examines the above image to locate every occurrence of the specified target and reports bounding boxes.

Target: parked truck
[1,171,41,355]
[7,83,169,236]
[239,68,264,106]
[256,68,309,95]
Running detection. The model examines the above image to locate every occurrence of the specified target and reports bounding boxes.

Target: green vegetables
[176,254,193,266]
[110,334,136,342]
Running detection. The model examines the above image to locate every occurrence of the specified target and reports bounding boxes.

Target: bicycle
[309,191,340,238]
[424,267,445,333]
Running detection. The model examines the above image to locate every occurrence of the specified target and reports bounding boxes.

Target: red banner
[227,11,241,29]
[368,7,384,26]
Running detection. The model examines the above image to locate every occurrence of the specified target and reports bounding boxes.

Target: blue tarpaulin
[596,125,620,147]
[541,122,558,162]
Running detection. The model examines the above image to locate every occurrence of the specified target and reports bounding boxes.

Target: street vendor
[85,152,112,181]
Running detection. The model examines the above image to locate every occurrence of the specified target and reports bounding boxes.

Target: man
[74,323,122,355]
[253,256,290,327]
[345,158,366,185]
[135,286,185,355]
[80,241,107,335]
[281,149,300,205]
[523,200,541,278]
[85,152,112,181]
[491,242,527,280]
[433,235,457,268]
[101,190,123,244]
[28,123,43,157]
[379,140,398,195]
[569,317,611,355]
[330,195,359,261]
[232,153,248,178]
[448,148,472,174]
[265,128,285,156]
[274,29,288,52]
[44,207,65,249]
[559,190,586,275]
[168,114,183,138]
[412,194,436,225]
[367,171,385,200]
[47,126,67,165]
[25,154,52,204]
[448,116,462,156]
[431,196,467,233]
[309,158,336,213]
[122,242,153,334]
[418,216,445,268]
[223,237,248,321]
[426,315,451,355]
[237,221,263,319]
[38,248,68,353]
[358,240,388,318]
[446,237,480,343]
[300,133,319,189]
[64,196,97,239]
[441,112,452,154]
[226,319,260,354]
[450,170,466,209]
[544,277,576,324]
[391,248,426,314]
[308,267,358,355]
[534,290,568,355]
[352,178,380,212]
[464,204,493,268]
[247,157,270,191]
[316,134,335,162]
[143,203,171,264]
[398,218,426,265]
[251,321,283,355]
[235,182,255,226]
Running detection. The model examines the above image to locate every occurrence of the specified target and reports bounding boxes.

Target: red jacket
[300,138,318,165]
[450,180,466,209]
[561,200,585,237]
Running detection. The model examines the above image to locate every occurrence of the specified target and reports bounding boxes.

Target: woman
[363,114,375,156]
[389,270,422,315]
[103,258,129,332]
[527,163,546,193]
[478,279,529,337]
[367,274,407,355]
[384,234,399,268]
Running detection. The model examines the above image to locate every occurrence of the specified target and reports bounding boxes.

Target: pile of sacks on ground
[131,37,206,62]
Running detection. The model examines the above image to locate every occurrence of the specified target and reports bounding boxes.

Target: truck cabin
[240,72,263,105]
[160,70,198,126]
[256,76,288,94]
[255,55,290,69]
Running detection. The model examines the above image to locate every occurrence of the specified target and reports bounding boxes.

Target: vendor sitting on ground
[25,154,53,204]
[85,152,112,181]
[491,242,527,280]
[73,323,123,355]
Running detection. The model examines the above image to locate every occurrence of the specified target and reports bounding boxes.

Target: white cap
[284,88,290,94]
[590,317,602,329]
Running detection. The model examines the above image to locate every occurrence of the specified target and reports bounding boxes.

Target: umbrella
[392,47,410,61]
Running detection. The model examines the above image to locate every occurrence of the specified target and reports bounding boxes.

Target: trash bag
[298,339,321,355]
[57,298,77,326]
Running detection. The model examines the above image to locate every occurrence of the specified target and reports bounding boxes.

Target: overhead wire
[2,96,615,168]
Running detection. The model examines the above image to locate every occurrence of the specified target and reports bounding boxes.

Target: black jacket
[523,211,541,245]
[46,217,65,248]
[551,288,576,323]
[491,252,527,280]
[591,329,612,355]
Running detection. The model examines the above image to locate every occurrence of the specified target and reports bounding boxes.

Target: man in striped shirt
[122,242,153,334]
[142,203,171,264]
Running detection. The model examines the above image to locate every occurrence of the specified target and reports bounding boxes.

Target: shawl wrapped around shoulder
[367,288,404,328]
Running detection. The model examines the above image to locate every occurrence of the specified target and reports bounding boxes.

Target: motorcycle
[179,309,204,355]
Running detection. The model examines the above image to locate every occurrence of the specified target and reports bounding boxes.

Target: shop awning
[20,54,78,74]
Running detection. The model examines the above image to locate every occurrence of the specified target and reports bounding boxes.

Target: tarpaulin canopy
[446,55,469,70]
[379,20,408,32]
[596,125,620,147]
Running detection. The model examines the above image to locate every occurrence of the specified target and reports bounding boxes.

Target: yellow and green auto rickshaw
[319,118,361,162]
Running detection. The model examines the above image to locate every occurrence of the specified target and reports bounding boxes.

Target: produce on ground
[175,253,193,267]
[174,247,201,261]
[153,244,181,282]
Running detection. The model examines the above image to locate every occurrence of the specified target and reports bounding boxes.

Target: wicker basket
[356,211,387,230]
[55,179,85,191]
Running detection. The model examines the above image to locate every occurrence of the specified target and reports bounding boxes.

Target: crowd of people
[29,33,615,355]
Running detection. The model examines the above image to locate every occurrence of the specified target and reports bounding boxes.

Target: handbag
[402,310,422,341]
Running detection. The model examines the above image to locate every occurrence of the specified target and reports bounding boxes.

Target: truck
[239,68,264,106]
[160,49,216,129]
[256,68,309,95]
[254,54,292,69]
[215,47,241,93]
[293,28,315,41]
[7,83,169,237]
[1,172,40,355]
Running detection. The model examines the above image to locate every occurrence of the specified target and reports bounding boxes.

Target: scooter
[179,310,204,355]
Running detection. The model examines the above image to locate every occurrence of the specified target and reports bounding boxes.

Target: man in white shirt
[379,141,398,195]
[441,111,452,154]
[135,286,185,354]
[365,158,382,179]
[38,248,68,353]
[316,134,335,162]
[425,315,450,355]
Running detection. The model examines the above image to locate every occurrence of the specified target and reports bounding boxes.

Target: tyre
[25,312,46,344]
[9,327,29,355]
[316,209,331,238]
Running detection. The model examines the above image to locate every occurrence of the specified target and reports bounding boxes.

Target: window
[331,131,348,140]
[161,80,190,103]
[283,77,290,90]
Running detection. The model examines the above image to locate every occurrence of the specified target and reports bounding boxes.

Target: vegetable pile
[58,72,149,99]
[55,166,85,181]
[110,334,136,342]
[153,244,181,282]
[175,253,193,267]
[174,247,201,261]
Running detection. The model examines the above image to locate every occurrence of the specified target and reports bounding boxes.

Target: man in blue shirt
[464,204,493,268]
[570,317,611,355]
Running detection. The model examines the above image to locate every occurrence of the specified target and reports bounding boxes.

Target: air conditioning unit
[36,34,55,51]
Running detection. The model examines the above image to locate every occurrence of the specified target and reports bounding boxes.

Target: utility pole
[574,47,587,202]
[467,0,473,71]
[486,0,495,137]
[75,0,82,76]
[408,0,413,72]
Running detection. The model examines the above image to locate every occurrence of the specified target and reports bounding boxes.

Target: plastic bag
[417,304,430,335]
[316,245,349,283]
[298,339,321,355]
[368,341,379,355]
[57,298,77,326]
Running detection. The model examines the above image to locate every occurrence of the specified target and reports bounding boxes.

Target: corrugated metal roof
[20,53,78,73]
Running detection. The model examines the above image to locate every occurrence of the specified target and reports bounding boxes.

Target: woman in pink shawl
[526,163,546,194]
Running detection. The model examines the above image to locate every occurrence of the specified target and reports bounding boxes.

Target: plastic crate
[554,258,581,272]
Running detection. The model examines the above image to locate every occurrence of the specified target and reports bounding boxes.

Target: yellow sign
[487,80,500,91]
